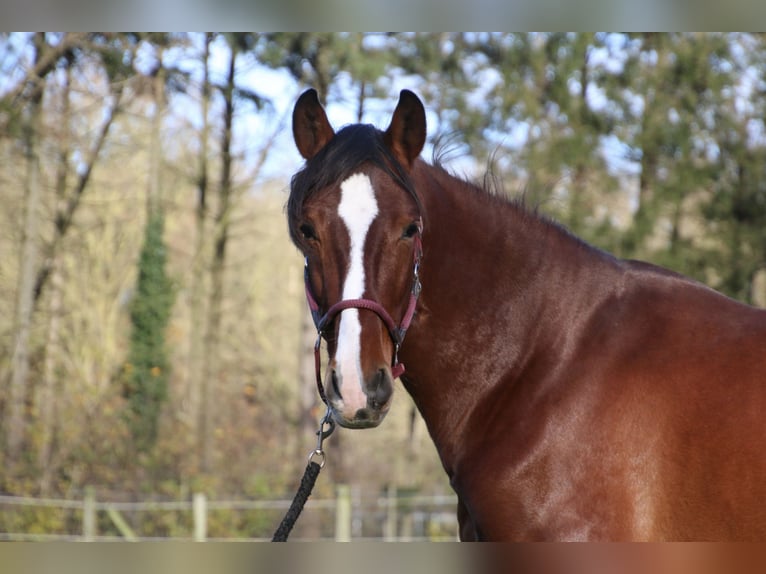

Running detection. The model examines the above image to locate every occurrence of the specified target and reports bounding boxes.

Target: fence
[0,486,458,541]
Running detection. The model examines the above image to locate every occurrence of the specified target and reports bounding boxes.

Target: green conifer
[123,212,175,452]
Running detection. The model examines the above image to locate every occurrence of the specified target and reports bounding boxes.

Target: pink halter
[304,224,423,405]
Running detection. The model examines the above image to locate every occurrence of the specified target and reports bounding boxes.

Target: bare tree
[200,34,238,473]
[188,33,213,472]
[37,51,74,492]
[6,32,47,464]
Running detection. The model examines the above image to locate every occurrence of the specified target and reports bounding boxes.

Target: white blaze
[335,173,378,408]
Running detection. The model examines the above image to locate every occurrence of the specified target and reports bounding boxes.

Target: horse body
[401,161,766,540]
[289,88,766,540]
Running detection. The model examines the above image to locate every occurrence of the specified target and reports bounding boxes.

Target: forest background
[1,32,765,537]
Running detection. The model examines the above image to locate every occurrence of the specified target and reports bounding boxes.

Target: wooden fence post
[193,492,207,541]
[335,485,351,542]
[384,485,397,541]
[83,486,96,541]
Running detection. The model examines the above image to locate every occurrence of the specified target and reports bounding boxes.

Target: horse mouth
[325,366,394,429]
[329,404,389,429]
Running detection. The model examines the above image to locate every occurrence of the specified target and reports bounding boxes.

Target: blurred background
[0,32,765,540]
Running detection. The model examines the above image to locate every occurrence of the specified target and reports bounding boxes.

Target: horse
[287,88,766,541]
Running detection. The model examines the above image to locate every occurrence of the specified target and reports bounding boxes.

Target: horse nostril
[368,369,393,409]
[331,369,342,400]
[355,408,370,420]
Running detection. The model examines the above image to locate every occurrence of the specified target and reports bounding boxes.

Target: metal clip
[308,406,335,468]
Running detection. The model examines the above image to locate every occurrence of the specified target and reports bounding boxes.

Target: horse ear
[384,89,426,169]
[292,89,335,160]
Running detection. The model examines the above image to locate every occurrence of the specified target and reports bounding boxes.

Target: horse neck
[401,160,618,471]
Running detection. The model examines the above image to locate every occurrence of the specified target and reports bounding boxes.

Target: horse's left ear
[384,89,426,169]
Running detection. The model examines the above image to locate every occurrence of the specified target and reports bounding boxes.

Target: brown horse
[287,88,766,541]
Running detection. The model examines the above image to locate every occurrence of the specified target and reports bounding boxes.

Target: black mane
[287,124,419,245]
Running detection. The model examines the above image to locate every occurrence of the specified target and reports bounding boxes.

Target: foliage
[122,212,176,453]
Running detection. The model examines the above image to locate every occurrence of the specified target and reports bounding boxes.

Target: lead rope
[272,406,335,542]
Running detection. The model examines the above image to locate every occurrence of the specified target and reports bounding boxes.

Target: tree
[187,31,213,474]
[123,212,175,452]
[604,34,733,260]
[36,46,75,492]
[199,33,269,473]
[3,32,135,469]
[31,33,133,305]
[5,32,47,465]
[702,34,766,302]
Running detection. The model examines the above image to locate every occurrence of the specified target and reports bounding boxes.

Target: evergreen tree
[704,35,766,303]
[123,212,175,453]
[463,33,620,243]
[607,34,736,260]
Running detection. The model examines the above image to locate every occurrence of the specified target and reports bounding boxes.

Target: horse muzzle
[325,364,394,429]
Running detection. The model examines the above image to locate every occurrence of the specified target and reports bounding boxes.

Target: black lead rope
[272,408,335,542]
[271,460,322,542]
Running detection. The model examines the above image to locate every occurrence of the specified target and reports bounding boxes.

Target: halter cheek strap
[305,227,423,405]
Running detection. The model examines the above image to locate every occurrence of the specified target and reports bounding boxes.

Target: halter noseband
[304,223,423,406]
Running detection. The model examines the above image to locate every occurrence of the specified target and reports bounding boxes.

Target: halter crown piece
[304,220,423,406]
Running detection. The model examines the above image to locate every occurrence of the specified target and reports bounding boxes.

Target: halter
[304,221,423,406]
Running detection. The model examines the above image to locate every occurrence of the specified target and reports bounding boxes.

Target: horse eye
[403,222,420,239]
[299,223,318,241]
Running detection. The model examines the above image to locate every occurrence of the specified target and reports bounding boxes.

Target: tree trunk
[200,40,236,473]
[38,265,62,493]
[38,56,73,493]
[6,32,46,465]
[147,45,165,218]
[626,33,666,255]
[189,33,212,472]
[567,36,591,231]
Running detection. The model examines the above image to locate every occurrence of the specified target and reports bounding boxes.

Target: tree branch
[33,84,124,305]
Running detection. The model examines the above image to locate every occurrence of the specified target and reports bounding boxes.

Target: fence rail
[0,487,458,542]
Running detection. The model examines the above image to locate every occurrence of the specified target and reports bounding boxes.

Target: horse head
[288,89,426,429]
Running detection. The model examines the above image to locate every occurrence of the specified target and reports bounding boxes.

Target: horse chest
[449,387,657,541]
[454,451,643,541]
